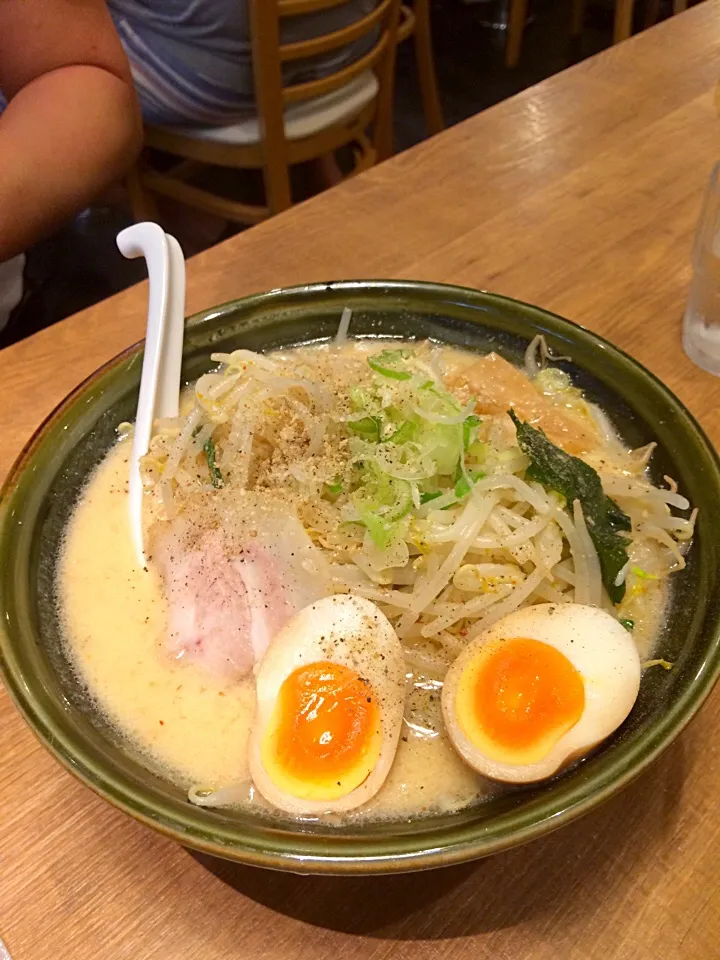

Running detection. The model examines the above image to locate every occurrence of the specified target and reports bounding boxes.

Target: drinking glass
[683,162,720,375]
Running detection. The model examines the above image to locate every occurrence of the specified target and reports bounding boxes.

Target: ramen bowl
[1,280,720,874]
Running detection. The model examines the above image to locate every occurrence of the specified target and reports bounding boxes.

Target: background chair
[398,0,445,135]
[506,0,528,67]
[572,0,689,45]
[128,0,402,227]
[507,0,691,68]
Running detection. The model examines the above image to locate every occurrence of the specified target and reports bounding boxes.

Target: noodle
[467,566,546,640]
[335,307,352,344]
[421,585,514,637]
[573,499,603,608]
[397,493,500,634]
[140,334,695,671]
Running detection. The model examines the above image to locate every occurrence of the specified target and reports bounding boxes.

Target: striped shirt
[108,0,377,126]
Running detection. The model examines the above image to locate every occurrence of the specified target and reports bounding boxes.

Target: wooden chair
[508,0,690,68]
[571,0,689,45]
[128,0,402,226]
[398,0,445,135]
[506,0,528,68]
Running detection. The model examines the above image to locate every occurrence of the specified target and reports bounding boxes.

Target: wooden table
[2,6,720,958]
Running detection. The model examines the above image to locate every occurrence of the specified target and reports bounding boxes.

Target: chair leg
[375,112,395,163]
[613,0,634,42]
[126,164,159,223]
[644,0,660,27]
[570,0,586,35]
[316,153,345,189]
[506,0,528,68]
[412,0,444,136]
[262,155,292,217]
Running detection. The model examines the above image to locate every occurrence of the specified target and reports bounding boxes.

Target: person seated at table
[0,0,142,330]
[107,0,378,126]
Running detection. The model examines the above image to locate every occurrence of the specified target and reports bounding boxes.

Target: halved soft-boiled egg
[442,603,641,783]
[248,595,406,815]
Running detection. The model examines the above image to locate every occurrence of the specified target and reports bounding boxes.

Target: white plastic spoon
[117,222,186,567]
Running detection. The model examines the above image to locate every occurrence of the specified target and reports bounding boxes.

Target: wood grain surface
[2,6,720,958]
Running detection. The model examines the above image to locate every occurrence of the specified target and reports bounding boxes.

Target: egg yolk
[457,637,585,764]
[262,661,382,801]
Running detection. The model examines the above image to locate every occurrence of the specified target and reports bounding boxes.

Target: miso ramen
[59,331,695,821]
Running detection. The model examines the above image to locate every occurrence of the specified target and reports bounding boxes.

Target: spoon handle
[117,222,185,566]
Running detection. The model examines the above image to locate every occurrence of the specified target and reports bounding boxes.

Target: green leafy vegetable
[619,618,635,631]
[367,350,412,380]
[420,491,443,505]
[509,409,631,604]
[204,437,223,489]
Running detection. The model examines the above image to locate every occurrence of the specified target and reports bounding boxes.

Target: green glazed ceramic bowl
[2,280,720,875]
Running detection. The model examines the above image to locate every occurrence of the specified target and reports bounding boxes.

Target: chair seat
[160,71,379,147]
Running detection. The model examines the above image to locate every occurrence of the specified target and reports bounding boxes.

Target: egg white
[249,594,406,815]
[442,603,642,783]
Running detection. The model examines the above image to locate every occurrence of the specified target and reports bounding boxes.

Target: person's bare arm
[0,0,142,260]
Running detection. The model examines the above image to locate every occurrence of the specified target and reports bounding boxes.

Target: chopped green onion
[467,440,488,462]
[416,379,461,410]
[348,416,382,442]
[619,618,635,631]
[359,510,395,549]
[454,473,472,500]
[632,566,659,581]
[341,360,491,543]
[352,468,412,527]
[463,414,481,451]
[325,478,343,495]
[204,438,223,489]
[643,658,673,670]
[454,468,485,500]
[389,421,416,444]
[535,368,572,395]
[367,350,412,380]
[349,386,370,410]
[385,483,413,522]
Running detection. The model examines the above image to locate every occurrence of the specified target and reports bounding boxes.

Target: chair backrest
[249,0,402,178]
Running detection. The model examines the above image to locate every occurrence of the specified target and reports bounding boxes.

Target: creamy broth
[60,442,254,786]
[59,340,682,822]
[60,440,487,815]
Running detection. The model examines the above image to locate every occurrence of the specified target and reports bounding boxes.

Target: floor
[0,0,670,349]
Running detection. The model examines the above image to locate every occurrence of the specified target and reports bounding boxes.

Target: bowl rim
[2,278,720,875]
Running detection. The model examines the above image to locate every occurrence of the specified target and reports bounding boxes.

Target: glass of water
[683,162,720,375]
